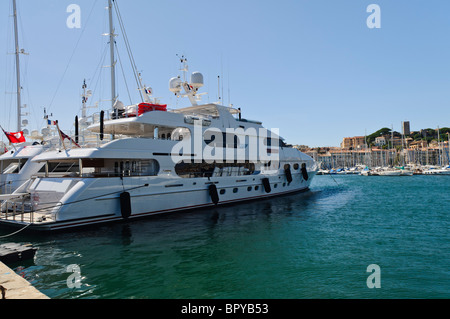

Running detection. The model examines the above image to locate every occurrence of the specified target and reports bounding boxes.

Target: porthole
[282,183,286,187]
[220,189,226,195]
[274,184,278,188]
[293,163,299,170]
[233,188,238,193]
[255,186,259,191]
[247,186,252,191]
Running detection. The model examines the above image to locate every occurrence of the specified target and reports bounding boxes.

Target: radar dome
[41,127,50,136]
[190,72,204,90]
[113,100,125,110]
[169,77,182,94]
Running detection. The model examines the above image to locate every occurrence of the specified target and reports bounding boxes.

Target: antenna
[217,76,221,102]
[227,65,231,107]
[170,55,206,106]
[221,56,224,106]
[176,54,189,82]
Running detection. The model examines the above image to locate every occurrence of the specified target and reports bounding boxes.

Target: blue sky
[1,0,450,147]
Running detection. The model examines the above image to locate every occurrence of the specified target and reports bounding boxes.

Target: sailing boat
[0,0,55,195]
[0,0,81,196]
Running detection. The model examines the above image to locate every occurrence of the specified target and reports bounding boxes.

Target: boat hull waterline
[0,172,314,231]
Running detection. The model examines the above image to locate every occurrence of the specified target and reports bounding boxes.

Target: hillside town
[294,122,450,172]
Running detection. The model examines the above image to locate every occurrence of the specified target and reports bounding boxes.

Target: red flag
[2,129,26,144]
[59,128,81,148]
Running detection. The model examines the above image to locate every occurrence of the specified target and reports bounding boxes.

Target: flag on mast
[1,126,26,144]
[58,127,81,148]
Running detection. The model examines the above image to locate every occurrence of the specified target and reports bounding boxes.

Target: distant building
[293,145,310,152]
[402,121,410,136]
[409,140,427,150]
[341,136,366,149]
[341,137,352,149]
[375,136,386,146]
[391,137,403,147]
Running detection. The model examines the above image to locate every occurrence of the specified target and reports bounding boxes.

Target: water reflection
[1,182,347,299]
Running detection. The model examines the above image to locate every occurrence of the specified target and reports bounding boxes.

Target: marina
[0,0,449,302]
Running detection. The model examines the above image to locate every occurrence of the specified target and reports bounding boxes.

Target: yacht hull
[0,172,315,231]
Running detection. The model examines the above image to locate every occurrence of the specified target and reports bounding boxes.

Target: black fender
[262,178,271,193]
[209,184,219,205]
[285,167,293,184]
[301,163,309,181]
[120,192,132,219]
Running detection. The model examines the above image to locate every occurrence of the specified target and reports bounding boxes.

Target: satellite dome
[169,77,182,94]
[190,72,204,90]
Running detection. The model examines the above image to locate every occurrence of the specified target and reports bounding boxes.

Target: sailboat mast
[12,0,21,132]
[108,0,116,110]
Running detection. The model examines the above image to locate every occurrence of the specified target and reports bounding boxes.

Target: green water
[1,175,449,299]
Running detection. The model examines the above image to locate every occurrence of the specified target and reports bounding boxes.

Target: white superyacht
[0,61,318,231]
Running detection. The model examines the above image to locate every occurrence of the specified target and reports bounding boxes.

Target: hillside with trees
[366,127,450,147]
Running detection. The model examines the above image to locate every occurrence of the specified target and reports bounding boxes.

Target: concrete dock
[0,261,49,299]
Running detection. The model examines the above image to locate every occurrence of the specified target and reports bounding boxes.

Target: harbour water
[0,175,448,299]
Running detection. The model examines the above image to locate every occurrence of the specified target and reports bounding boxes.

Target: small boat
[423,167,450,175]
[377,168,402,176]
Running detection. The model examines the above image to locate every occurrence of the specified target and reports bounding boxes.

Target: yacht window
[263,137,281,147]
[2,159,28,174]
[110,159,159,177]
[172,128,191,141]
[43,159,160,177]
[204,131,240,148]
[2,162,20,174]
[175,161,255,178]
[39,161,80,175]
